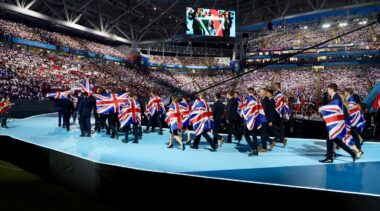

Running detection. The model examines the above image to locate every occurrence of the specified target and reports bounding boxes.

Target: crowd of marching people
[46,79,366,163]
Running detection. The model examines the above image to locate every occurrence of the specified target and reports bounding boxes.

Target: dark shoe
[190,145,198,149]
[226,140,232,144]
[80,134,85,137]
[181,144,185,151]
[110,135,115,139]
[259,148,267,153]
[351,150,357,162]
[319,158,333,163]
[186,140,192,145]
[143,129,149,133]
[158,131,163,135]
[139,136,142,140]
[210,148,217,152]
[283,138,288,148]
[248,150,259,156]
[86,134,91,137]
[324,153,337,158]
[122,139,128,143]
[167,144,173,149]
[132,140,138,144]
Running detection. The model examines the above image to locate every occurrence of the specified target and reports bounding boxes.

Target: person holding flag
[144,90,165,135]
[119,93,141,144]
[190,92,217,151]
[344,88,365,152]
[319,83,358,163]
[180,96,192,145]
[273,82,290,139]
[165,95,185,150]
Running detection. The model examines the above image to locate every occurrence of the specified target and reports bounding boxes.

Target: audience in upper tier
[0,19,125,58]
[147,55,231,67]
[248,22,379,50]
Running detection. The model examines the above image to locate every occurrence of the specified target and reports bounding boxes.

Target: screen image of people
[186,7,236,37]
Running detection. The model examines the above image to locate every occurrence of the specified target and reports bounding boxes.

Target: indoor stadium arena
[0,0,380,210]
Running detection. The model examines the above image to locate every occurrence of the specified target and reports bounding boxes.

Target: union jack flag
[81,79,93,95]
[243,95,266,130]
[347,96,366,132]
[319,99,347,140]
[165,102,188,131]
[146,95,166,116]
[46,91,67,99]
[190,99,214,136]
[118,98,141,128]
[94,93,128,114]
[274,90,291,119]
[180,99,191,127]
[342,119,356,147]
[237,95,247,117]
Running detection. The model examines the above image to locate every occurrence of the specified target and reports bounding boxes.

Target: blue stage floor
[1,113,380,197]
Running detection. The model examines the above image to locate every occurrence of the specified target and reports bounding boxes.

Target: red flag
[373,93,380,109]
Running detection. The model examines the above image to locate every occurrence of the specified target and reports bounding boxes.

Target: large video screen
[186,7,236,37]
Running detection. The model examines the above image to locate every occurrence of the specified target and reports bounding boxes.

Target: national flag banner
[146,95,166,116]
[237,95,247,117]
[347,96,366,132]
[274,91,291,119]
[243,95,266,130]
[319,99,347,140]
[118,98,141,128]
[180,100,191,127]
[81,78,93,95]
[46,91,68,99]
[342,119,356,147]
[165,102,185,131]
[94,93,128,114]
[373,93,380,109]
[190,99,214,136]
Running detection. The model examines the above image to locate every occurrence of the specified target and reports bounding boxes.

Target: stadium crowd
[0,19,125,58]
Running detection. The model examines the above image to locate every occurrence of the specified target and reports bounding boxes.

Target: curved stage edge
[1,114,380,209]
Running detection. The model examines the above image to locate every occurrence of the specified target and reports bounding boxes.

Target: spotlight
[358,20,368,25]
[322,23,331,29]
[339,22,348,27]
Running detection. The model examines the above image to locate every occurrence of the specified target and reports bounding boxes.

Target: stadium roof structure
[0,0,379,45]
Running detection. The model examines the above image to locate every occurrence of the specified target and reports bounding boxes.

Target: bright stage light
[322,23,331,29]
[339,22,348,27]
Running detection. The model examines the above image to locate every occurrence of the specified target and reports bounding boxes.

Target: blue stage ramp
[1,113,380,197]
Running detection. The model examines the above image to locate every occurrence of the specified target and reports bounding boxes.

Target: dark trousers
[1,113,7,127]
[326,138,354,159]
[243,126,259,151]
[138,126,142,138]
[72,111,77,123]
[193,130,216,149]
[80,116,91,135]
[63,112,71,130]
[227,120,242,141]
[146,113,162,132]
[259,123,270,149]
[213,121,223,145]
[58,110,63,126]
[268,124,284,142]
[125,123,139,142]
[108,113,118,137]
[351,126,362,150]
